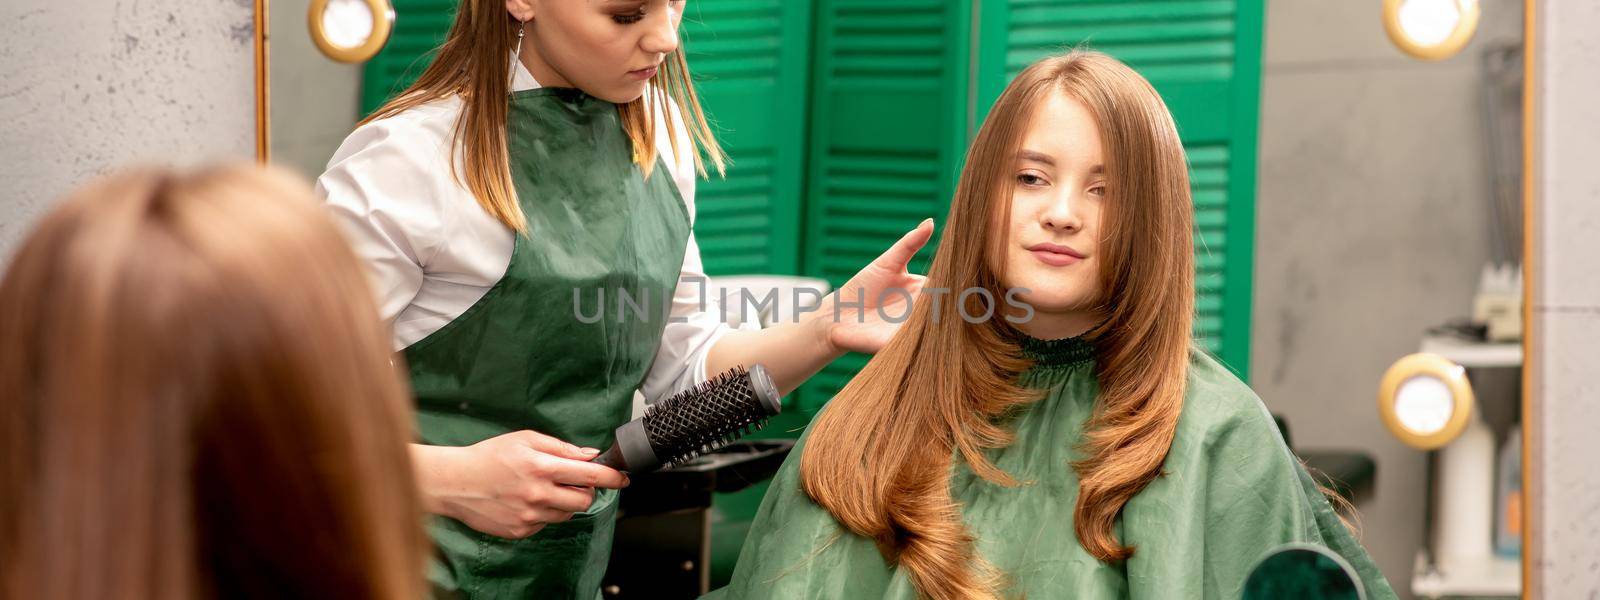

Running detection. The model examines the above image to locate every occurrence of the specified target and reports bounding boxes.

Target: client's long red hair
[799,51,1195,599]
[0,165,428,599]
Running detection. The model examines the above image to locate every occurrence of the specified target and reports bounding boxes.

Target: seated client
[710,51,1395,600]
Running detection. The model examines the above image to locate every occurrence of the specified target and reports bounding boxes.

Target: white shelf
[1412,551,1521,598]
[1419,336,1523,369]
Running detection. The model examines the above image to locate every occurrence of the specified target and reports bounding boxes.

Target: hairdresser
[315,1,930,596]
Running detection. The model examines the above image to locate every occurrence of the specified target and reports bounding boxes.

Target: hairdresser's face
[1000,92,1106,337]
[509,0,683,103]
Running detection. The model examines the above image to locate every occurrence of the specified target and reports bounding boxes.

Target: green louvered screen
[796,0,974,414]
[360,0,456,115]
[358,1,1262,384]
[681,0,809,276]
[975,0,1262,378]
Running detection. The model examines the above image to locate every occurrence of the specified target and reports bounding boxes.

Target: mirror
[254,0,1533,596]
[266,0,371,176]
[1378,353,1475,450]
[1243,544,1366,600]
[308,0,394,63]
[1383,0,1482,60]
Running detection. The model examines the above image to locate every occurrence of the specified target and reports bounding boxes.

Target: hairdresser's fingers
[501,510,572,539]
[873,276,923,311]
[455,506,556,540]
[510,523,551,539]
[872,218,934,272]
[491,521,550,540]
[902,274,928,295]
[522,481,595,514]
[533,453,631,490]
[513,430,600,461]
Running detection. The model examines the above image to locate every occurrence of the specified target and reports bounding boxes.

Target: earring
[513,21,526,64]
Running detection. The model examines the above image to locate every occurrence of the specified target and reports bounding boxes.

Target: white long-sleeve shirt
[315,60,729,402]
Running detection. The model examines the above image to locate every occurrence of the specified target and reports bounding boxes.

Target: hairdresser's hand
[410,432,629,539]
[814,218,934,354]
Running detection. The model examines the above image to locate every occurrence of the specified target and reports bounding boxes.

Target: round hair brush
[592,365,782,473]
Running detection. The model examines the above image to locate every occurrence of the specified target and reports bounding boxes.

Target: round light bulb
[321,0,375,49]
[1398,0,1464,46]
[1377,353,1475,450]
[1394,375,1454,435]
[1382,0,1481,61]
[308,0,394,63]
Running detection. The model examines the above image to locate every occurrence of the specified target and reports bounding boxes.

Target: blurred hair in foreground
[0,164,427,600]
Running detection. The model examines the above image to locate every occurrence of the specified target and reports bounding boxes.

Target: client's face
[1000,92,1105,336]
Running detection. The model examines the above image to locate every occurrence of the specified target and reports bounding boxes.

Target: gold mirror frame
[255,0,269,163]
[308,0,395,64]
[1378,353,1476,450]
[1519,0,1536,592]
[1383,0,1482,61]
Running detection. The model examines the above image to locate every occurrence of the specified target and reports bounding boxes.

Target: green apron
[403,87,690,599]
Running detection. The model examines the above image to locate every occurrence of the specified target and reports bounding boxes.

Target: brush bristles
[643,366,777,468]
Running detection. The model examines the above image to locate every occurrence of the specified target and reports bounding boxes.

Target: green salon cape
[707,337,1397,599]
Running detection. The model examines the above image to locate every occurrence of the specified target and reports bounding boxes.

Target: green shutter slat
[825,177,942,197]
[822,200,940,220]
[696,215,773,233]
[1193,190,1227,208]
[1008,0,1236,19]
[1196,232,1228,253]
[1010,19,1234,45]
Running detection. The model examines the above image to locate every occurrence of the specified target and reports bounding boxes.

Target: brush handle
[591,419,657,472]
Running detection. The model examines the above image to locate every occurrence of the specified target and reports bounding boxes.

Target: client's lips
[1027,242,1086,267]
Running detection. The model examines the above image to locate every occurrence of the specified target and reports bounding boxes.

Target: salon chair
[599,440,794,599]
[1274,414,1378,505]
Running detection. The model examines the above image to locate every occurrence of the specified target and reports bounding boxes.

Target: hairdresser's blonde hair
[361,0,726,233]
[0,165,429,600]
[799,51,1195,599]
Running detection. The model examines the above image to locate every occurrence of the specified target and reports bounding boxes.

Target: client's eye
[613,9,647,24]
[1017,172,1048,187]
[1089,185,1107,196]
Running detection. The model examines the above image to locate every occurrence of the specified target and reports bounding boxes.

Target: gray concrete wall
[268,0,363,179]
[1530,0,1600,596]
[1252,1,1525,597]
[0,0,256,258]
